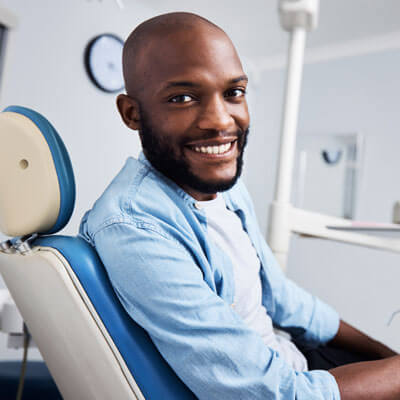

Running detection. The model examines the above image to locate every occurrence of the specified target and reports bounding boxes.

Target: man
[80,12,400,399]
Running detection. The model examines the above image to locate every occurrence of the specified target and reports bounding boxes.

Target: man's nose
[197,95,234,132]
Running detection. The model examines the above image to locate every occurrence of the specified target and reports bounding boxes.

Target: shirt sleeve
[236,180,340,347]
[93,220,341,400]
[260,240,340,347]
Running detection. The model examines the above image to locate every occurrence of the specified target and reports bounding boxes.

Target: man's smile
[184,139,238,160]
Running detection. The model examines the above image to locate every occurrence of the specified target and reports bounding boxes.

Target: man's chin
[184,157,244,194]
[186,174,239,194]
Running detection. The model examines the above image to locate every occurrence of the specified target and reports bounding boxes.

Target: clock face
[85,34,124,93]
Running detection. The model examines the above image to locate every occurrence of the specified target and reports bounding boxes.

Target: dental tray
[327,222,400,237]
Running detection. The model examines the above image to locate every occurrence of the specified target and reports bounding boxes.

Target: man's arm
[329,320,397,359]
[328,320,400,400]
[329,355,400,400]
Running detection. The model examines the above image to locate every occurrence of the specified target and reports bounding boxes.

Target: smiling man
[117,14,249,200]
[80,12,400,400]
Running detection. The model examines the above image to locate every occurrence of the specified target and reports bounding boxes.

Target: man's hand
[329,320,397,359]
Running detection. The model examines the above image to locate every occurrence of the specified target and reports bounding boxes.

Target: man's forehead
[122,13,244,97]
[142,29,244,88]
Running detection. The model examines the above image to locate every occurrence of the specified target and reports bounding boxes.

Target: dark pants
[297,343,374,370]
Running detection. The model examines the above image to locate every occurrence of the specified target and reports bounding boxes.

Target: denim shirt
[79,153,341,400]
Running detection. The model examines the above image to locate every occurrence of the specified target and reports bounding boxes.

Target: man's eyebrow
[229,75,248,84]
[164,81,200,90]
[163,75,248,90]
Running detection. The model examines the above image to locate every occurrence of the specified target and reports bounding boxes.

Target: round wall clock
[84,34,125,93]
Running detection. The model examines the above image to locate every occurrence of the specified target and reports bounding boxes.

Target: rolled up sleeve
[236,180,340,348]
[260,242,340,347]
[93,221,340,400]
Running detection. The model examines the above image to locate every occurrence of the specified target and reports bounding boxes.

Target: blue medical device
[0,106,196,400]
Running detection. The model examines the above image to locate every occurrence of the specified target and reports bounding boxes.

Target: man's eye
[169,94,193,103]
[225,88,246,98]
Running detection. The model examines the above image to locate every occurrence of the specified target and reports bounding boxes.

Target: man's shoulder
[79,156,186,242]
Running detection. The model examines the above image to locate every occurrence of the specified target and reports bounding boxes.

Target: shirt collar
[138,151,198,205]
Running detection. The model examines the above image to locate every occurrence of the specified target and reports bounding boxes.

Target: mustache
[181,127,249,146]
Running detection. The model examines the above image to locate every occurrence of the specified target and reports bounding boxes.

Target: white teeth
[193,142,232,154]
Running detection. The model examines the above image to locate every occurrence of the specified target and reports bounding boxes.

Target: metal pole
[275,27,306,204]
[268,0,319,270]
[268,28,306,270]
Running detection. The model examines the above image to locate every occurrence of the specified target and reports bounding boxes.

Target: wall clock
[84,34,124,93]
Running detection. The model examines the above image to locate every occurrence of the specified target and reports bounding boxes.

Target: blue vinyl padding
[3,106,75,235]
[34,235,197,400]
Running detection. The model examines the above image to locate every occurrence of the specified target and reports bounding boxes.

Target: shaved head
[122,12,229,98]
[117,12,249,201]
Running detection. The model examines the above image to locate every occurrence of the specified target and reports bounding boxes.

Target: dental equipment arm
[268,0,400,270]
[289,207,400,253]
[268,0,319,269]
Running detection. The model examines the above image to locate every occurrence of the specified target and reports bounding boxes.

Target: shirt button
[194,202,202,210]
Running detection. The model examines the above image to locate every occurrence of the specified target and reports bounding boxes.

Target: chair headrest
[0,106,75,237]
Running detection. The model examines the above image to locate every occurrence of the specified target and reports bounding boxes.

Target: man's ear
[116,94,141,131]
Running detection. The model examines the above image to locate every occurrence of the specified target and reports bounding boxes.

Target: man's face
[127,27,250,200]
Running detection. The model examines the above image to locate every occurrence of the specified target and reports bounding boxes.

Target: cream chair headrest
[0,106,75,237]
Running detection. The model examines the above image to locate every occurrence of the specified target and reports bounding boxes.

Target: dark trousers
[297,343,374,370]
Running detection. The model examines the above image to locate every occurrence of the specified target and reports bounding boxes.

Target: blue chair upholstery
[34,235,196,399]
[1,107,197,399]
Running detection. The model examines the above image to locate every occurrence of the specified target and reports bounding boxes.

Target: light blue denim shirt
[79,153,341,400]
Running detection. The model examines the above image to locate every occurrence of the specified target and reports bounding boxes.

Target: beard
[139,109,249,194]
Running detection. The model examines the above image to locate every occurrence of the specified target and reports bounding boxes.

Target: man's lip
[185,137,238,147]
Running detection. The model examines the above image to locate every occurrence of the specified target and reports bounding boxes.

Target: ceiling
[133,0,400,62]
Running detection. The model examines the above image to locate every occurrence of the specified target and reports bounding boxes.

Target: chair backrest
[0,106,196,400]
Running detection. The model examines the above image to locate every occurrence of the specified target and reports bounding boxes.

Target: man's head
[117,12,250,200]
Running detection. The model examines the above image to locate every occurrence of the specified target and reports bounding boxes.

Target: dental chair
[0,106,196,399]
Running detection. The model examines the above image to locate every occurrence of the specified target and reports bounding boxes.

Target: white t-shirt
[198,194,308,372]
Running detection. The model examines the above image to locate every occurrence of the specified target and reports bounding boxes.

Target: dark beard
[139,111,249,194]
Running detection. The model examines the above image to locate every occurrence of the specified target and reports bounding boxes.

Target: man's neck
[180,183,217,201]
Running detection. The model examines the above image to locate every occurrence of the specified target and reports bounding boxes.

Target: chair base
[0,361,62,400]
